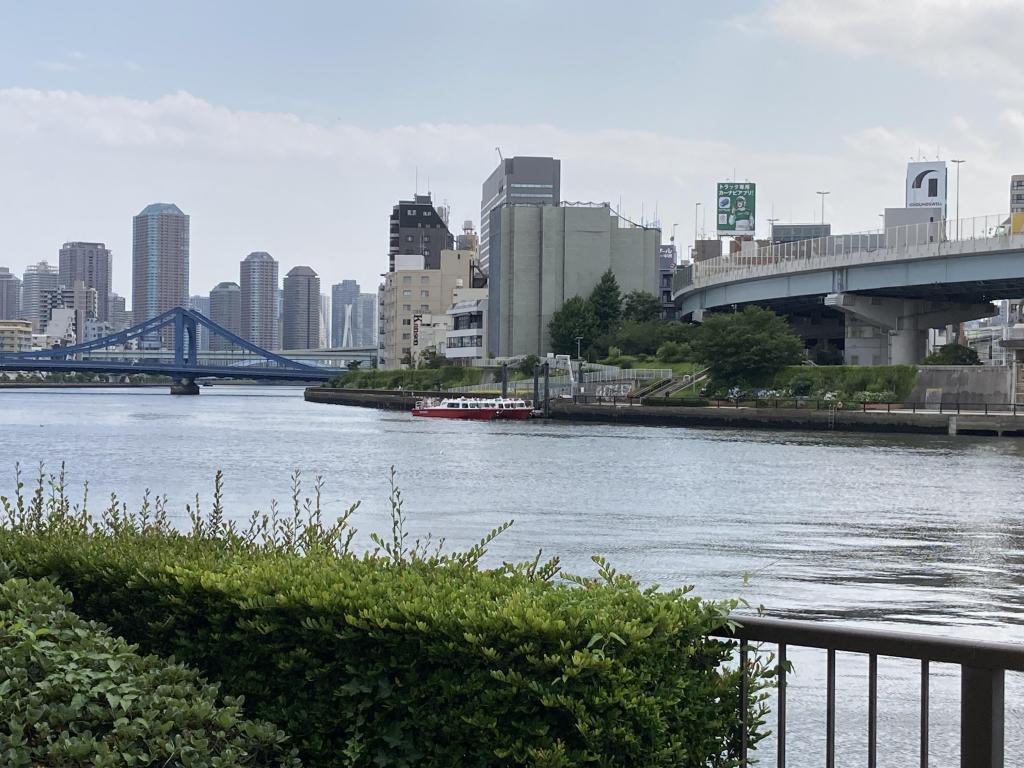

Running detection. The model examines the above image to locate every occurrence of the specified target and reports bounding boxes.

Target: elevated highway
[673,214,1024,364]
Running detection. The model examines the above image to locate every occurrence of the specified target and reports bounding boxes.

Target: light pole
[816,191,830,225]
[694,202,701,241]
[767,217,779,241]
[575,336,583,362]
[951,159,965,239]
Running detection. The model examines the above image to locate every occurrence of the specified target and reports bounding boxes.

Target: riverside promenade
[304,387,1024,436]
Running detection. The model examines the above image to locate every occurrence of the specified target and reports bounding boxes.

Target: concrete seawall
[304,388,1024,437]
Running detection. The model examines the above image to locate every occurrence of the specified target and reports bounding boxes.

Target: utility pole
[951,159,965,239]
[816,191,830,225]
[767,217,779,241]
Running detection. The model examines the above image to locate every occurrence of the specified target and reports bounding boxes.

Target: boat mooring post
[501,363,508,398]
[542,362,550,416]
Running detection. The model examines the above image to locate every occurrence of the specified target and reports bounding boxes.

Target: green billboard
[716,182,756,234]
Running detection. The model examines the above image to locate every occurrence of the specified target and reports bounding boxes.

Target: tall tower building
[1011,174,1024,214]
[209,281,241,351]
[354,293,378,348]
[331,280,360,347]
[59,242,112,321]
[388,194,454,271]
[479,157,560,272]
[0,267,20,320]
[239,252,279,350]
[132,203,189,347]
[282,266,320,350]
[319,293,331,349]
[188,294,211,351]
[20,261,60,332]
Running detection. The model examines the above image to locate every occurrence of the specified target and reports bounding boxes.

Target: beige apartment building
[0,319,33,353]
[378,249,475,368]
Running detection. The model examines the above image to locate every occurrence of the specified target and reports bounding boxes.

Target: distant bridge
[0,307,370,393]
[673,214,1024,365]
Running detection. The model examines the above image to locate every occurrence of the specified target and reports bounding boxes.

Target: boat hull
[411,407,533,420]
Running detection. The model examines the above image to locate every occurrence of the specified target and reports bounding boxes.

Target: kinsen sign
[716,182,756,234]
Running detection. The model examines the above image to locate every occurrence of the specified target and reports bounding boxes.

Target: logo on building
[905,161,947,213]
[412,314,421,346]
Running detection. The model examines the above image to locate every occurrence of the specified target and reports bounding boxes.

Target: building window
[402,304,411,311]
[402,333,410,340]
[406,210,417,215]
[420,275,429,283]
[402,290,411,297]
[402,318,411,325]
[402,275,412,283]
[406,235,414,242]
[420,304,430,311]
[420,290,429,297]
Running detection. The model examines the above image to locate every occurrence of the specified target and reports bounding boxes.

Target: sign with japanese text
[716,182,756,234]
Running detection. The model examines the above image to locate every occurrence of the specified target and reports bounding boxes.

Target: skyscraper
[319,293,331,349]
[239,252,279,350]
[388,194,454,271]
[0,267,20,321]
[108,293,131,331]
[282,266,320,350]
[354,293,378,348]
[331,280,360,347]
[59,242,112,321]
[209,282,241,351]
[20,261,60,332]
[479,157,560,272]
[188,294,211,351]
[132,203,189,348]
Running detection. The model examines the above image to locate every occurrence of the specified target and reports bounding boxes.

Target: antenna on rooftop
[495,147,503,163]
[415,166,419,195]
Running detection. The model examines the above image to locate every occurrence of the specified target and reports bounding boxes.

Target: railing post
[961,666,1004,768]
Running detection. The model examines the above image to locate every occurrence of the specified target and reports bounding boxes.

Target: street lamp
[767,217,779,241]
[816,191,830,225]
[951,159,965,239]
[575,336,583,362]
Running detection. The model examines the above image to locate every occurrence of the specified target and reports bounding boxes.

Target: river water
[2,385,1023,766]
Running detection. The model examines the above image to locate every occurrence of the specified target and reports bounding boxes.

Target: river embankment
[304,386,1024,436]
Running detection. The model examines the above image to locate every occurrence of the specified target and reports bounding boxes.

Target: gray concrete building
[480,157,560,273]
[658,244,677,320]
[488,204,660,358]
[354,293,377,348]
[0,267,20,320]
[20,261,60,332]
[108,293,131,331]
[132,204,189,341]
[209,282,241,351]
[188,294,211,351]
[389,194,454,271]
[282,266,320,350]
[1012,175,1024,214]
[240,252,279,350]
[41,280,97,344]
[59,242,112,321]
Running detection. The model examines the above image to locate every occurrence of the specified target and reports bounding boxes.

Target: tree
[923,343,981,365]
[516,354,541,377]
[548,296,598,356]
[588,270,622,337]
[691,306,804,389]
[346,360,362,371]
[622,290,662,323]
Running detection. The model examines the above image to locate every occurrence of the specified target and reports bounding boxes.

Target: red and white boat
[412,396,533,420]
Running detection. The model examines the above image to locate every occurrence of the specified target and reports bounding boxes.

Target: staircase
[640,368,710,399]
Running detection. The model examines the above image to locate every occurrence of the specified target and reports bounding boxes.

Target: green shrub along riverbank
[771,365,918,402]
[0,467,771,767]
[332,366,483,390]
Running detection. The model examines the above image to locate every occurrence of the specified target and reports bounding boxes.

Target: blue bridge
[0,307,348,393]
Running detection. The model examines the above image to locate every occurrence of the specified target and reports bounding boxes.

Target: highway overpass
[673,214,1024,365]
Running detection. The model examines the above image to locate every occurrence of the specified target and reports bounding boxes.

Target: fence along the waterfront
[449,365,673,395]
[675,213,1024,293]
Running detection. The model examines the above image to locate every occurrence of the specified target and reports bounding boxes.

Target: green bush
[656,341,691,363]
[330,367,482,390]
[0,468,771,768]
[0,569,299,768]
[772,365,917,401]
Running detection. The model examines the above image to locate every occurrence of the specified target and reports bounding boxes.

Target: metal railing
[717,616,1024,767]
[674,213,1024,296]
[567,395,1024,415]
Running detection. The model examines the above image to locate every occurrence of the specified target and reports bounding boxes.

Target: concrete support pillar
[826,293,996,366]
[170,377,200,395]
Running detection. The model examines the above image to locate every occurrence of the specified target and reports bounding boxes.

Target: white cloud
[760,0,1024,82]
[0,88,1015,304]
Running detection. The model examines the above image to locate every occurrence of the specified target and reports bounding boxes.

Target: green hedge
[772,365,917,400]
[331,367,483,390]
[0,470,769,768]
[0,569,299,768]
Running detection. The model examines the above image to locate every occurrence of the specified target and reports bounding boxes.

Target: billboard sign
[716,182,756,234]
[906,161,947,215]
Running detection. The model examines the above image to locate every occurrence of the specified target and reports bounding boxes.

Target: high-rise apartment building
[59,242,112,321]
[108,293,131,331]
[239,252,279,350]
[20,261,60,332]
[188,294,211,351]
[331,280,359,347]
[479,157,560,273]
[0,267,20,320]
[488,204,659,357]
[354,293,377,348]
[282,266,320,350]
[209,282,241,351]
[319,293,331,349]
[388,194,454,271]
[41,280,97,344]
[132,203,189,348]
[1011,174,1024,214]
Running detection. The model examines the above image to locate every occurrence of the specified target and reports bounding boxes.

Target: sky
[2,0,1023,302]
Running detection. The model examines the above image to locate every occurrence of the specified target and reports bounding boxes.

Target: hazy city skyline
[2,1,1023,297]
